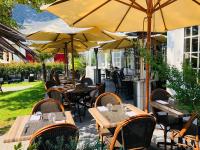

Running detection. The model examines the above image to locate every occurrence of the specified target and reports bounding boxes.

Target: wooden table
[4,111,75,143]
[88,104,147,128]
[150,101,188,117]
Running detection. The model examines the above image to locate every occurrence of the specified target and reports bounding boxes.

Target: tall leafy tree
[0,0,56,27]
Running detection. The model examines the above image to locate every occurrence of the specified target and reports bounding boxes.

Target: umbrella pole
[145,0,153,113]
[110,49,112,69]
[125,48,128,74]
[64,42,69,78]
[70,34,75,84]
[94,48,99,84]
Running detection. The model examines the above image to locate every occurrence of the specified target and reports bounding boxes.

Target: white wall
[167,28,184,70]
[167,28,184,95]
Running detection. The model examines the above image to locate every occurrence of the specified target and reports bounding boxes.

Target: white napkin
[125,111,136,117]
[55,120,66,124]
[156,100,169,105]
[30,115,41,121]
[67,89,74,92]
[97,106,108,112]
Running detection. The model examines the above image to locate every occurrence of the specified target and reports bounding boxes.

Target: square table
[150,101,189,117]
[88,104,147,128]
[4,111,75,143]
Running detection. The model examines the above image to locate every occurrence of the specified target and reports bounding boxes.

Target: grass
[2,81,40,88]
[0,81,45,135]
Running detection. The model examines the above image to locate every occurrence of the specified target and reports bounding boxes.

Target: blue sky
[12,4,57,26]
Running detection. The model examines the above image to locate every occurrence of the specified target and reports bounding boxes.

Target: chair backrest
[45,80,56,90]
[150,88,171,116]
[96,83,105,96]
[32,98,64,114]
[54,73,61,85]
[105,69,110,78]
[29,123,79,150]
[47,88,64,104]
[111,71,122,88]
[95,92,122,107]
[110,114,156,150]
[81,77,93,86]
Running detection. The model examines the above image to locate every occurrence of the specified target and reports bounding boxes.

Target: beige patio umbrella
[100,38,134,50]
[31,39,97,77]
[27,20,125,83]
[44,0,200,112]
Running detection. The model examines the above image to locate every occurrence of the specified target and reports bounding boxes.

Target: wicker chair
[97,83,105,96]
[170,113,199,149]
[45,80,56,90]
[32,98,64,114]
[81,77,93,86]
[95,92,122,107]
[81,88,99,109]
[150,88,181,149]
[107,114,156,150]
[29,123,79,150]
[95,92,122,148]
[47,88,64,103]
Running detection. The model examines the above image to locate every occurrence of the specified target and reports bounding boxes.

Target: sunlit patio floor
[0,79,176,149]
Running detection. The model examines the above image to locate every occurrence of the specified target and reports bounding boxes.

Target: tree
[37,52,53,82]
[0,0,56,27]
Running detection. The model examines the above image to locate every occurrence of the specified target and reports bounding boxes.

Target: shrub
[0,62,64,81]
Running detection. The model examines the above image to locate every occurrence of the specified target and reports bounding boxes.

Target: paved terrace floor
[0,79,172,149]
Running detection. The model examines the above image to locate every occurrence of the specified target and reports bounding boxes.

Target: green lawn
[2,81,40,88]
[0,81,45,135]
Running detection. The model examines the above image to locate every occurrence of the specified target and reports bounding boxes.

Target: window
[184,26,200,72]
[113,52,121,67]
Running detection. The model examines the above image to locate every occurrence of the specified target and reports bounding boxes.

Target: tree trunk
[42,62,47,82]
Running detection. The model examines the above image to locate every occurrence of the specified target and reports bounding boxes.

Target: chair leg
[164,127,167,150]
[101,135,104,150]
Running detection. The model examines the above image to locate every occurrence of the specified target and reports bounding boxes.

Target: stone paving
[0,80,168,150]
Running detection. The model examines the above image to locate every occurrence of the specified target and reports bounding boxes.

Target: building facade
[167,26,200,72]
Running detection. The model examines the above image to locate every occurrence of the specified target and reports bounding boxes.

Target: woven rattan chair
[45,80,56,90]
[97,83,105,96]
[95,92,122,107]
[81,77,93,86]
[47,88,65,104]
[107,114,156,150]
[81,88,99,109]
[170,113,199,149]
[32,98,64,114]
[95,92,122,148]
[150,88,181,149]
[29,123,79,150]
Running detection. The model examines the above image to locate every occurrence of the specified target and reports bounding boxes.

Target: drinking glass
[48,113,56,122]
[107,103,113,112]
[121,104,126,112]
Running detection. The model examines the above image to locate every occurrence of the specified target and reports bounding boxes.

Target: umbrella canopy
[31,38,97,52]
[101,38,134,50]
[44,0,200,112]
[43,0,200,32]
[26,19,126,42]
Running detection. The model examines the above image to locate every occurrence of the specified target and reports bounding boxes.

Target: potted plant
[165,62,200,148]
[167,62,200,114]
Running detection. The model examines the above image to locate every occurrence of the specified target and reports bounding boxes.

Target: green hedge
[0,62,64,79]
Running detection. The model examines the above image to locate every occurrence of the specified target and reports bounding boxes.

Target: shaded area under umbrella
[44,0,200,112]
